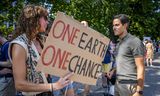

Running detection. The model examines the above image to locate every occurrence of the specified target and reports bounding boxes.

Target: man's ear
[124,23,128,29]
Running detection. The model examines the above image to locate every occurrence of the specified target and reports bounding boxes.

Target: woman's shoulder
[8,34,30,63]
[13,34,28,43]
[9,34,30,57]
[11,34,29,48]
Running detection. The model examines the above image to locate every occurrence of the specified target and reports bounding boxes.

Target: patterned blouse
[9,34,47,95]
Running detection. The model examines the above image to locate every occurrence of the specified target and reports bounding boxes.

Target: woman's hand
[52,72,74,90]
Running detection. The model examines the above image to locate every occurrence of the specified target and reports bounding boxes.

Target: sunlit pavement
[74,77,113,96]
[74,52,160,96]
[144,52,160,96]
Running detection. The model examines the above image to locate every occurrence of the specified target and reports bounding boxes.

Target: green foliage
[0,0,23,37]
[1,0,160,41]
[50,0,160,41]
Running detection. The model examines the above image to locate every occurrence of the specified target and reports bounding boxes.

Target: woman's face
[38,16,48,32]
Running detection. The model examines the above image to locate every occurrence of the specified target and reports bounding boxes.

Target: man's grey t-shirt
[116,33,145,80]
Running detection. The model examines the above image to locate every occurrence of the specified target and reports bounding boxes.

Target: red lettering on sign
[53,48,65,68]
[41,44,72,70]
[52,20,80,45]
[52,20,65,39]
[62,52,71,70]
[41,45,55,66]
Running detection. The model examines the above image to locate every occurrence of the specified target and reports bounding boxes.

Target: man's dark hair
[113,14,130,29]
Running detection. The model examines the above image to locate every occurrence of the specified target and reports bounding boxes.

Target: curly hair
[13,5,48,44]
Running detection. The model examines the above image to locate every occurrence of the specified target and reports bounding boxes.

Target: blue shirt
[0,41,9,61]
[102,46,111,64]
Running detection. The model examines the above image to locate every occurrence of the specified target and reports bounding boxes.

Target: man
[112,14,145,96]
[80,20,91,96]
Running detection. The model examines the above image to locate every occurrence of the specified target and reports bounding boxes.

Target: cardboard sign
[37,12,110,85]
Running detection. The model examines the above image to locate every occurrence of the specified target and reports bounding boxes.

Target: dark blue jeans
[0,77,16,96]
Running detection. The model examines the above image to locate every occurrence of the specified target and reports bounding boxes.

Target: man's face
[113,19,126,36]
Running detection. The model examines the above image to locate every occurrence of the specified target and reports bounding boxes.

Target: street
[144,52,160,96]
[75,52,160,96]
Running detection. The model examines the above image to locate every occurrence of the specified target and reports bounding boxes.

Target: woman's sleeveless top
[9,34,44,83]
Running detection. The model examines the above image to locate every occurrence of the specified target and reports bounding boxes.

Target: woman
[145,40,154,66]
[9,5,73,95]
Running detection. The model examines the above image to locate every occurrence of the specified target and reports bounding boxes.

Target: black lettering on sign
[78,32,107,58]
[69,55,102,79]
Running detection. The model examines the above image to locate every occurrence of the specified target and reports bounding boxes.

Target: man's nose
[113,26,116,30]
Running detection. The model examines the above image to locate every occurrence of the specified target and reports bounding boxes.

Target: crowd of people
[0,4,159,96]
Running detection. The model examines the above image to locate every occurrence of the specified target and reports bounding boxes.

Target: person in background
[0,33,16,96]
[145,40,154,66]
[143,39,148,46]
[8,5,73,96]
[0,33,7,45]
[112,14,145,96]
[102,40,117,96]
[143,39,148,65]
[81,20,91,96]
[159,43,160,53]
[104,41,117,81]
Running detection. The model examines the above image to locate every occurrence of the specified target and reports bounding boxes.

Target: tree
[50,0,160,41]
[1,0,160,41]
[0,0,23,37]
